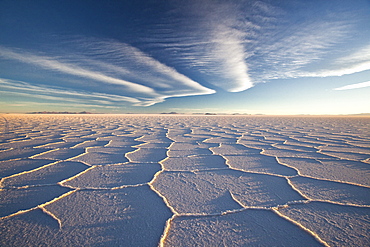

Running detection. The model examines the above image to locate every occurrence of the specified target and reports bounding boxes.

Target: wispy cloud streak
[245,2,370,83]
[312,44,370,78]
[202,24,253,92]
[146,0,258,92]
[334,81,370,90]
[0,47,156,95]
[73,39,215,96]
[145,0,369,91]
[0,0,369,111]
[0,78,141,105]
[0,42,215,106]
[249,19,352,81]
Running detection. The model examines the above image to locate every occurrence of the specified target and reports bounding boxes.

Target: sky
[0,0,369,115]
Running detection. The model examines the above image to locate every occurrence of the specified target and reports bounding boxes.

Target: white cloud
[1,0,368,108]
[314,44,370,77]
[334,81,370,90]
[0,43,215,106]
[0,78,157,109]
[287,43,370,78]
[0,47,156,95]
[0,100,121,109]
[0,78,141,104]
[300,61,370,78]
[249,19,351,81]
[147,0,367,92]
[148,0,257,92]
[239,2,370,84]
[335,44,370,65]
[87,40,216,96]
[206,24,253,92]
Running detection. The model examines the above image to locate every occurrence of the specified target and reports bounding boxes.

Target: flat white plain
[0,114,369,246]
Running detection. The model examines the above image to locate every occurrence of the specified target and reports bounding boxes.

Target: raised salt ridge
[0,114,369,246]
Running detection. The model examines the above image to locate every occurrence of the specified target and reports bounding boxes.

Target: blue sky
[1,0,369,114]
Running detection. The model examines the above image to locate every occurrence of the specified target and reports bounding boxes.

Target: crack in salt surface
[1,114,369,246]
[272,207,331,247]
[40,206,63,229]
[0,189,77,221]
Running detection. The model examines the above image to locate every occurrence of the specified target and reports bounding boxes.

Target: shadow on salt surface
[210,143,261,155]
[71,140,110,148]
[62,136,96,143]
[125,148,168,163]
[98,136,143,147]
[168,148,213,157]
[0,208,61,247]
[318,145,370,155]
[262,136,288,142]
[168,135,210,143]
[237,139,274,150]
[86,147,135,153]
[273,143,319,152]
[1,161,88,188]
[71,148,133,166]
[319,150,370,162]
[347,140,370,148]
[0,159,53,178]
[170,142,218,149]
[0,185,174,246]
[136,135,173,143]
[152,170,304,214]
[64,163,161,188]
[224,154,297,176]
[284,139,321,148]
[0,185,71,217]
[0,147,12,152]
[32,148,85,160]
[279,157,370,187]
[133,142,171,148]
[0,133,27,143]
[0,138,62,150]
[167,142,216,157]
[165,210,322,246]
[290,176,370,206]
[161,155,228,171]
[35,140,84,149]
[0,148,49,161]
[279,201,370,247]
[262,148,331,159]
[203,137,239,143]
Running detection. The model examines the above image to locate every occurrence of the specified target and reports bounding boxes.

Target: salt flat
[0,114,369,246]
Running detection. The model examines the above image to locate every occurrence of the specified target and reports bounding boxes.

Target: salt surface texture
[0,114,369,246]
